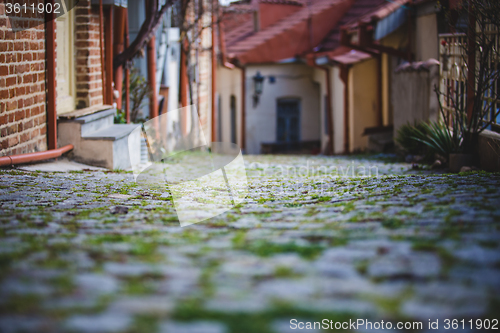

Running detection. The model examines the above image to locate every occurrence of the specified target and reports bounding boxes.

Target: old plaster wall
[245,64,320,154]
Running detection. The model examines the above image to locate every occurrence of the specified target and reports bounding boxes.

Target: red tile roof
[225,0,355,64]
[314,0,387,53]
[344,0,411,29]
[331,48,372,64]
[260,0,303,5]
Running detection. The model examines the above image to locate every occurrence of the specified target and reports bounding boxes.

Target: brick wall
[0,0,47,156]
[74,0,104,108]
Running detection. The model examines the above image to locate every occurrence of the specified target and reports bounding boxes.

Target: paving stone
[1,156,500,330]
[0,316,51,333]
[367,252,441,279]
[75,273,120,295]
[64,312,132,333]
[103,262,161,277]
[108,296,174,315]
[159,321,228,333]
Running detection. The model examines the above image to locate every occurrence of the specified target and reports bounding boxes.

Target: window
[230,95,237,144]
[217,94,222,141]
[324,95,329,134]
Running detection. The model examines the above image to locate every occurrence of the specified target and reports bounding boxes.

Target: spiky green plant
[411,121,462,157]
[396,122,429,155]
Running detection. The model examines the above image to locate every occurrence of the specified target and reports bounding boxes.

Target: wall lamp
[252,71,265,107]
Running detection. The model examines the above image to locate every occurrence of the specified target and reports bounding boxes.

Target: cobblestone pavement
[0,155,499,333]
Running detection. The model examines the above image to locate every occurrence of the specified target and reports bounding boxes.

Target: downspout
[211,2,217,142]
[45,2,57,150]
[124,11,131,123]
[179,43,189,135]
[377,55,383,127]
[241,67,246,151]
[99,0,106,104]
[104,6,114,105]
[339,64,350,154]
[0,145,74,167]
[147,35,159,119]
[218,21,235,69]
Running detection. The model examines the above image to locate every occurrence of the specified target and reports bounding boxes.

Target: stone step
[58,109,142,170]
[76,108,116,136]
[79,124,142,170]
[82,124,140,141]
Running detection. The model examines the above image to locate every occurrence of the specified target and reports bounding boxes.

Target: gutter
[218,21,235,69]
[0,145,74,167]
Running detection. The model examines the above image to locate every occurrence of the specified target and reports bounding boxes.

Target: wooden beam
[104,6,114,105]
[124,9,130,123]
[340,65,349,154]
[211,2,217,142]
[147,35,159,120]
[99,0,106,105]
[45,3,57,150]
[466,5,476,122]
[113,6,127,110]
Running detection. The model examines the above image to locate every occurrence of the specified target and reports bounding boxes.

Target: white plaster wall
[312,68,330,154]
[217,66,242,146]
[392,64,440,136]
[415,14,438,62]
[245,64,321,154]
[331,66,345,154]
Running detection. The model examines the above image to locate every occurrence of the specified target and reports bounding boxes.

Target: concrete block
[478,130,500,172]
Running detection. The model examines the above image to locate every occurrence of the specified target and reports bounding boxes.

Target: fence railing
[439,31,500,132]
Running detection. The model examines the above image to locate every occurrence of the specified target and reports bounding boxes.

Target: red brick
[6,101,17,111]
[8,136,19,147]
[15,110,25,121]
[6,77,16,86]
[24,119,33,130]
[0,66,8,76]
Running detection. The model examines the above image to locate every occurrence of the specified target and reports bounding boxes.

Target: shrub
[411,121,461,157]
[396,122,429,155]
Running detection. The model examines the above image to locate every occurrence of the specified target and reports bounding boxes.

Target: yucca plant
[410,121,462,158]
[396,122,429,155]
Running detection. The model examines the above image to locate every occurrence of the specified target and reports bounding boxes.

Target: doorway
[277,98,300,142]
[56,7,75,114]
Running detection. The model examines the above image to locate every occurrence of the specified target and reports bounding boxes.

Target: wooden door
[277,98,300,142]
[56,8,75,114]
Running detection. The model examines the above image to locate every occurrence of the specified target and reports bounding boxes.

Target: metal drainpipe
[124,10,130,123]
[241,67,246,151]
[0,145,74,167]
